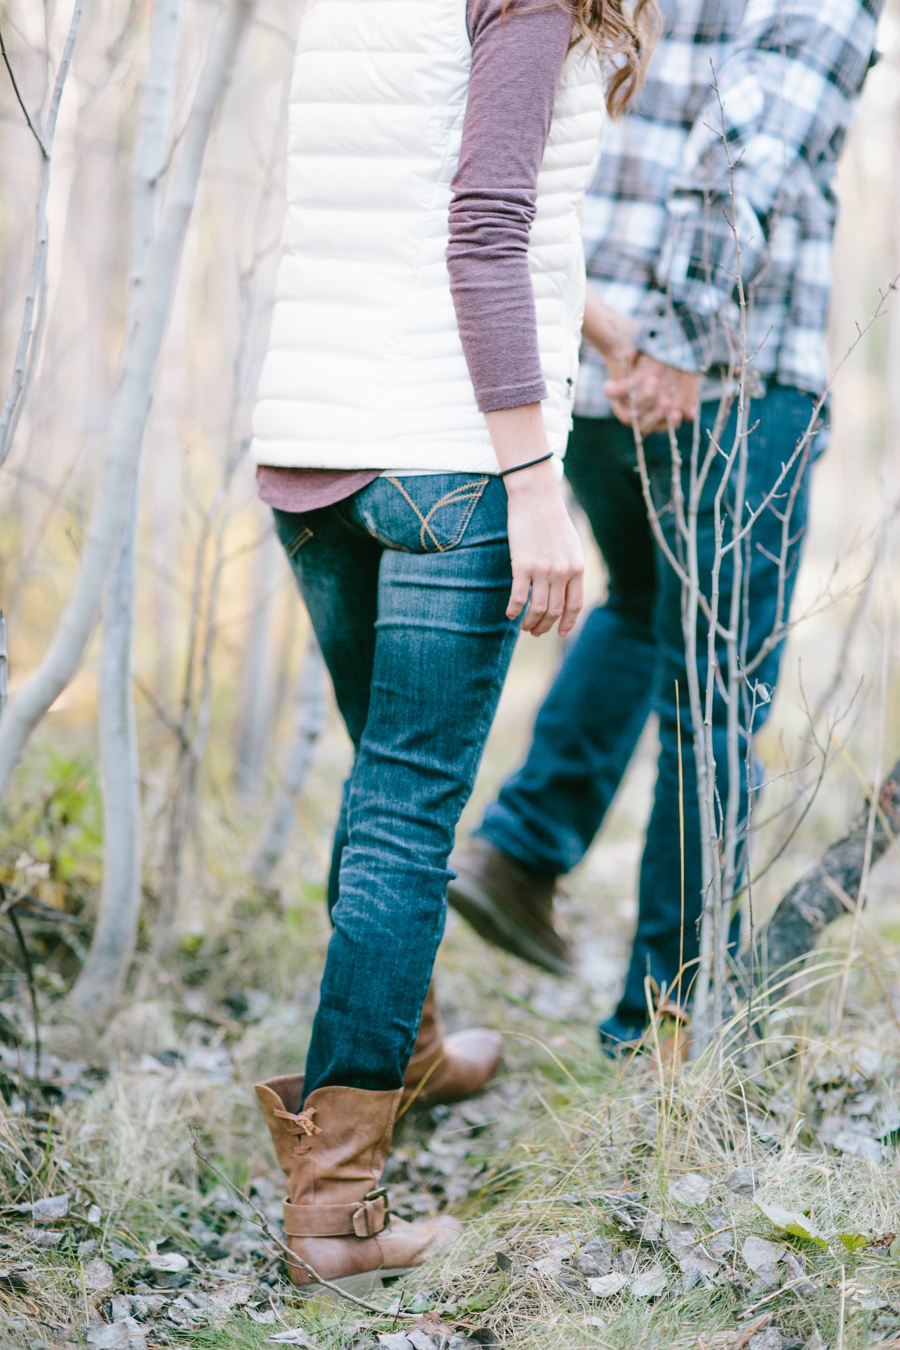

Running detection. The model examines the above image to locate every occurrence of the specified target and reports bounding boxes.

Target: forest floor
[3,627,900,1350]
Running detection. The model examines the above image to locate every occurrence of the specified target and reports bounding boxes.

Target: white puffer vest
[251,0,605,473]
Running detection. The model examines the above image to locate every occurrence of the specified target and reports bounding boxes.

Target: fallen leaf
[609,1198,663,1241]
[377,1336,414,1350]
[407,1332,440,1350]
[31,1193,69,1221]
[87,1204,102,1225]
[679,1247,721,1282]
[726,1168,758,1198]
[268,1332,320,1347]
[837,1232,868,1252]
[663,1219,697,1259]
[146,1245,189,1273]
[783,1251,816,1295]
[109,1241,140,1263]
[748,1263,782,1297]
[755,1200,827,1247]
[742,1236,785,1271]
[208,1282,252,1309]
[22,1226,63,1247]
[574,1236,613,1275]
[748,1331,782,1350]
[671,1173,712,1206]
[85,1321,147,1350]
[83,1258,115,1291]
[110,1296,132,1322]
[587,1272,629,1297]
[630,1265,668,1298]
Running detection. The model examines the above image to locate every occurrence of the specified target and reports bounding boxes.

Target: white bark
[236,521,280,797]
[0,0,254,803]
[253,633,328,882]
[69,0,184,1018]
[0,612,7,718]
[0,0,84,470]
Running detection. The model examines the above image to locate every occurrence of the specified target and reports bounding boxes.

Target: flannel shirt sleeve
[637,0,881,373]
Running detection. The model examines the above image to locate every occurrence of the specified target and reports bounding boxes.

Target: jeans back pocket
[354,475,490,553]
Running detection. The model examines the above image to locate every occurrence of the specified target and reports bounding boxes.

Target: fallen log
[748,757,900,983]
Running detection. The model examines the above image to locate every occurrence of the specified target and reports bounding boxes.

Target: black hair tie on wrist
[498,452,554,479]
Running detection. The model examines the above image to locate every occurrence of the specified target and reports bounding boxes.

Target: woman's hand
[485,405,584,637]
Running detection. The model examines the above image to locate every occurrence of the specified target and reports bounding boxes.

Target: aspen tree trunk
[0,613,7,718]
[235,520,280,797]
[0,0,254,803]
[68,0,184,1017]
[253,633,328,882]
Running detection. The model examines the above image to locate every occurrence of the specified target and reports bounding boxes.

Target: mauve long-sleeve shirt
[257,0,575,513]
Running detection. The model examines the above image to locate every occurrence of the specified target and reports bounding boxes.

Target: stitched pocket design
[385,476,489,553]
[285,525,314,556]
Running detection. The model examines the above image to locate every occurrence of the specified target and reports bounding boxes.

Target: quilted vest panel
[251,0,605,472]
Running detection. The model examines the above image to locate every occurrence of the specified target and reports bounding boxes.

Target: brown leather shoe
[401,982,502,1111]
[255,1075,461,1292]
[447,837,573,975]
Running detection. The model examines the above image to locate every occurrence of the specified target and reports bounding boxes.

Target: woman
[250,0,653,1293]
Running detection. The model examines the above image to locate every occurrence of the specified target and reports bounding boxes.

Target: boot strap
[284,1189,389,1239]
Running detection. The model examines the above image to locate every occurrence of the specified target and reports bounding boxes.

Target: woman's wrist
[484,403,554,487]
[502,456,559,496]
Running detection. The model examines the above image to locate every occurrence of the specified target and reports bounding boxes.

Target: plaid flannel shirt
[576,0,882,418]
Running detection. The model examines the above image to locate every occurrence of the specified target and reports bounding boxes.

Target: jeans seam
[386,476,489,553]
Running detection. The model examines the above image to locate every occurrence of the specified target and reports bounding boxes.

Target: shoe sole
[294,1266,418,1300]
[447,871,573,977]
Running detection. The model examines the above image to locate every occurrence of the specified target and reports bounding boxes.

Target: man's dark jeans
[274,473,518,1100]
[478,387,818,1028]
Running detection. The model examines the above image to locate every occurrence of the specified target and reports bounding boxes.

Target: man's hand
[582,289,700,434]
[605,353,700,434]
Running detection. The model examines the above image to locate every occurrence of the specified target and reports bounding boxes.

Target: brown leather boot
[254,1074,461,1292]
[401,982,502,1111]
[448,837,573,975]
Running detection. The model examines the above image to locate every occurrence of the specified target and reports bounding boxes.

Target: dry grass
[4,857,900,1349]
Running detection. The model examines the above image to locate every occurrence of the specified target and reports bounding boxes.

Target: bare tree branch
[0,19,48,157]
[0,0,256,802]
[0,0,85,470]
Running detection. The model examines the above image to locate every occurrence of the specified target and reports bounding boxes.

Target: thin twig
[188,1125,419,1318]
[0,20,48,157]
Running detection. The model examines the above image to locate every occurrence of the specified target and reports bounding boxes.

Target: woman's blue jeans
[273,474,518,1099]
[477,387,819,1027]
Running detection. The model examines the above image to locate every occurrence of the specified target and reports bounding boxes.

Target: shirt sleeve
[447,0,574,413]
[636,0,881,374]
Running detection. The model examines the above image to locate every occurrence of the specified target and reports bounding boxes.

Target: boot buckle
[352,1187,390,1238]
[364,1186,389,1213]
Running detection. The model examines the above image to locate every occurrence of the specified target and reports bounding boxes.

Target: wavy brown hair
[570,0,660,115]
[493,0,660,117]
[489,0,660,118]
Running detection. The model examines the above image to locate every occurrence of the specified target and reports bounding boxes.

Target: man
[448,0,882,1046]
